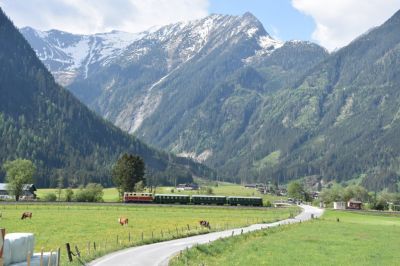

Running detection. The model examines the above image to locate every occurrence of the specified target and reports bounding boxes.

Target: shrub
[199,186,213,195]
[44,193,57,202]
[65,188,74,202]
[264,200,272,207]
[74,183,104,202]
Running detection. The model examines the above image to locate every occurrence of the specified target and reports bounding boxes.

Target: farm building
[389,202,400,211]
[347,199,362,210]
[0,183,37,200]
[244,184,257,189]
[176,183,199,191]
[333,201,346,210]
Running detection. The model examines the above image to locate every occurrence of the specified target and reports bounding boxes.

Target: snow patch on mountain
[243,35,284,64]
[177,149,213,163]
[63,37,90,69]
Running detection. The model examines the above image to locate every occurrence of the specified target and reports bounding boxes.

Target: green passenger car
[191,195,227,205]
[227,196,263,206]
[154,194,190,204]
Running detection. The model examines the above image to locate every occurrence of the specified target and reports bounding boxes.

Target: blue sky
[209,0,315,41]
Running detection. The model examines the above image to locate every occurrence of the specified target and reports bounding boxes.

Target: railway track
[0,200,282,210]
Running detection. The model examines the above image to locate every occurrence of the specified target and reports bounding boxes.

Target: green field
[170,210,400,266]
[0,203,295,264]
[36,182,283,204]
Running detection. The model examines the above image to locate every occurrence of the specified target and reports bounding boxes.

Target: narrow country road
[89,205,324,266]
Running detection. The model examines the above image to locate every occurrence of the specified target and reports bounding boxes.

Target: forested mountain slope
[0,8,214,187]
[246,10,400,190]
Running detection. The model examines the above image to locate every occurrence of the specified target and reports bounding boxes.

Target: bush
[74,183,104,202]
[43,193,57,202]
[65,188,74,202]
[264,200,272,207]
[199,186,214,195]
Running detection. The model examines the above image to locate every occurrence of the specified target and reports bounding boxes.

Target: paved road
[89,205,324,266]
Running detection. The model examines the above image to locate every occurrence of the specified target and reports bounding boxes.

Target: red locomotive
[123,192,154,203]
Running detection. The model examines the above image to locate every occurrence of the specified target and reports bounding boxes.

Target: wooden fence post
[0,228,5,266]
[87,242,90,255]
[129,232,131,242]
[65,243,73,262]
[141,232,144,241]
[74,245,80,258]
[27,251,31,266]
[187,224,190,231]
[151,231,154,240]
[93,241,96,251]
[117,235,119,246]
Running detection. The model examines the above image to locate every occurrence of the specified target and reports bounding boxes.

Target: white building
[333,201,346,210]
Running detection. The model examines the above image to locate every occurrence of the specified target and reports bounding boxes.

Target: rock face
[23,10,400,189]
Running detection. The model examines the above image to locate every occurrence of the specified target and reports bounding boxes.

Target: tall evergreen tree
[112,154,145,197]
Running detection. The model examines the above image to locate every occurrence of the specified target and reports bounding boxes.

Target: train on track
[123,192,263,206]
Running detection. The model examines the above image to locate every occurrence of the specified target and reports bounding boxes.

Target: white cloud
[292,0,400,51]
[0,0,209,34]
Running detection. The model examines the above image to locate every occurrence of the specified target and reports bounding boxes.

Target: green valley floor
[170,210,400,266]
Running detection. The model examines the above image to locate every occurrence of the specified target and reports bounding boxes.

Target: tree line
[1,153,147,202]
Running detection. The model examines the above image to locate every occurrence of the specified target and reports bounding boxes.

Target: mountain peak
[242,12,258,21]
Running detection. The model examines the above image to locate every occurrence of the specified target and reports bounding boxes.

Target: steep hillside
[23,13,328,182]
[243,10,400,190]
[0,8,214,187]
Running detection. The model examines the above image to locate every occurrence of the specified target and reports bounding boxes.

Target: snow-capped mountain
[21,13,283,86]
[22,12,328,180]
[21,27,149,85]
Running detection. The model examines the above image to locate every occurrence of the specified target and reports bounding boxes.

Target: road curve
[89,205,324,266]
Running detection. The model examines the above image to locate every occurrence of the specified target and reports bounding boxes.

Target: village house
[0,183,37,200]
[176,183,199,191]
[347,199,362,210]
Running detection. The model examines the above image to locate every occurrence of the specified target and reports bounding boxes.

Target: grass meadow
[0,203,295,265]
[170,210,400,266]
